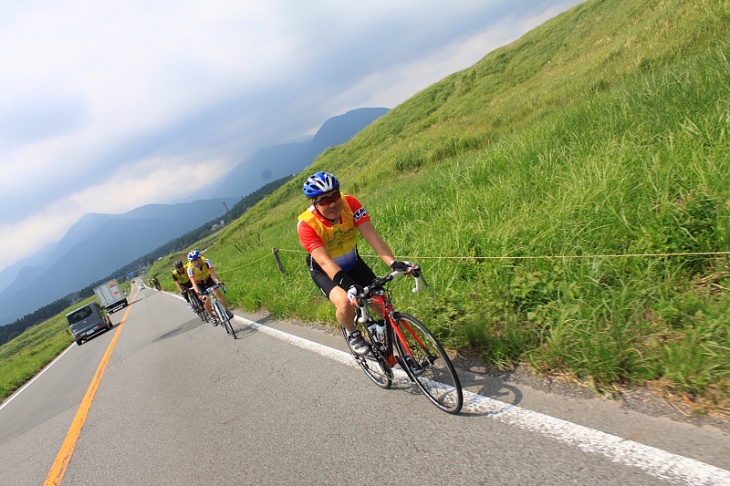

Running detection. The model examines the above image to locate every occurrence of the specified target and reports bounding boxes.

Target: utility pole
[223,202,232,223]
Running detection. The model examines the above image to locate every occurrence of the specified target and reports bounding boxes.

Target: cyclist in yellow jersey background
[186,250,233,324]
[297,171,414,355]
[172,260,195,306]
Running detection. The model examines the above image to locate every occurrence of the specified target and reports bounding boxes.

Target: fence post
[272,248,286,274]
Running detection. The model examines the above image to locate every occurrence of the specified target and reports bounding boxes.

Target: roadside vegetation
[2,0,728,414]
[0,285,132,401]
[0,303,76,399]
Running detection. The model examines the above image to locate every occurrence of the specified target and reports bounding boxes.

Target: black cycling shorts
[307,254,376,298]
[195,276,216,292]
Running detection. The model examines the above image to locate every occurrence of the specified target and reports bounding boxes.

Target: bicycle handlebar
[200,282,226,295]
[358,265,423,301]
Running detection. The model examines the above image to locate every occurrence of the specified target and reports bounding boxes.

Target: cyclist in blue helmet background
[186,250,233,324]
[297,171,414,355]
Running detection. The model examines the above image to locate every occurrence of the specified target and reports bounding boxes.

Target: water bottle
[374,321,386,343]
[357,306,370,324]
[367,320,378,338]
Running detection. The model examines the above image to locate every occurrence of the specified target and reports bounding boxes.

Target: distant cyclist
[186,250,234,324]
[172,260,196,307]
[297,171,413,355]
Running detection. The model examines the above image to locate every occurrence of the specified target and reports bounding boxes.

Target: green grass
[3,0,729,414]
[0,303,76,399]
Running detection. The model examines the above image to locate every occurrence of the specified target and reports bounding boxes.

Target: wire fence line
[217,253,272,274]
[274,248,730,260]
[218,248,730,275]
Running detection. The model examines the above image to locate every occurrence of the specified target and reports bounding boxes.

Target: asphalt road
[1,286,729,485]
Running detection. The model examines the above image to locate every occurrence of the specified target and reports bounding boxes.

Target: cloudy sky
[0,0,582,272]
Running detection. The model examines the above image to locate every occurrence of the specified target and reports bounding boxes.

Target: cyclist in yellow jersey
[297,171,414,355]
[186,250,233,324]
[172,260,196,306]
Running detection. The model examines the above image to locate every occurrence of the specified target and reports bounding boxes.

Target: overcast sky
[0,0,582,272]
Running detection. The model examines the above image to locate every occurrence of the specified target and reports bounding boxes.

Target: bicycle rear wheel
[343,327,392,388]
[394,313,463,414]
[214,300,236,339]
[190,293,208,322]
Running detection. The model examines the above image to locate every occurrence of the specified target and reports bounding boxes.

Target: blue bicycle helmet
[303,171,339,198]
[187,250,201,261]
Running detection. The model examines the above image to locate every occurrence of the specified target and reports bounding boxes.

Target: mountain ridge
[210,107,388,199]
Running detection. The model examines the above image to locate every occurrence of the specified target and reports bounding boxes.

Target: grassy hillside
[154,0,730,412]
[4,0,728,414]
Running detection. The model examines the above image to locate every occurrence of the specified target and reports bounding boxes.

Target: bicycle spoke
[395,314,463,414]
[214,300,236,339]
[190,293,208,322]
[224,314,236,339]
[344,326,392,388]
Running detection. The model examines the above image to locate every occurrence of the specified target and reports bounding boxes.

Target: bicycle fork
[390,313,433,377]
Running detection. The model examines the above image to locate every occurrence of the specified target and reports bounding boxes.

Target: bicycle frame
[364,292,433,369]
[351,267,463,414]
[203,284,236,339]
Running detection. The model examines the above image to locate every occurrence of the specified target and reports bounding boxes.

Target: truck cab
[66,302,113,345]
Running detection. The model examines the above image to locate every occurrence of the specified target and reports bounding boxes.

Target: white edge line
[231,313,730,486]
[0,343,75,412]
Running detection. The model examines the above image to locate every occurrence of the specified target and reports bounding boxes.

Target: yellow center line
[44,288,139,486]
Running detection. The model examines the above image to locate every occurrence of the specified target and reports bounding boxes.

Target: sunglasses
[315,190,341,206]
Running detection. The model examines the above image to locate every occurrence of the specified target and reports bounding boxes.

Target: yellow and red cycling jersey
[297,194,370,271]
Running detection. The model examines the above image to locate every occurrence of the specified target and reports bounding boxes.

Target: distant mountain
[214,141,312,199]
[0,243,56,296]
[213,107,388,198]
[299,107,389,166]
[0,198,237,325]
[0,106,389,326]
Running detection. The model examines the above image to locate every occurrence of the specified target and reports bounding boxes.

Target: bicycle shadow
[228,314,282,339]
[225,313,525,416]
[456,367,525,416]
[151,317,206,343]
[387,358,526,417]
[230,320,257,339]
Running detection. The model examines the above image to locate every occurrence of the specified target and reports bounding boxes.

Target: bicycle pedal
[404,356,425,375]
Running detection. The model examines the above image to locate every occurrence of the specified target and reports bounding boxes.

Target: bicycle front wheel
[214,301,236,339]
[343,327,392,389]
[394,313,463,414]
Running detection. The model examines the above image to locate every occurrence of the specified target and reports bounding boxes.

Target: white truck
[93,279,128,314]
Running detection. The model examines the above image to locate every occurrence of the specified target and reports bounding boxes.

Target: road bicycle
[202,283,236,339]
[343,266,463,414]
[185,289,208,323]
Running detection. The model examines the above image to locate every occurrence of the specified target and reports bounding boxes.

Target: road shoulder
[233,309,730,472]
